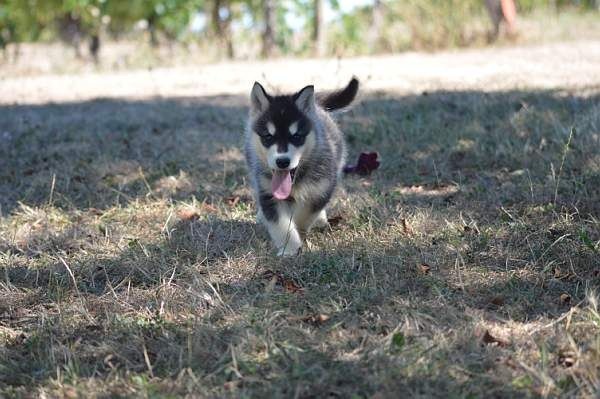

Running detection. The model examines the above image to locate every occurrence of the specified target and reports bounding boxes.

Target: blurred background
[1,0,598,76]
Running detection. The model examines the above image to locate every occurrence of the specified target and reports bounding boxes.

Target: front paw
[276,245,301,257]
[256,209,265,224]
[311,210,329,230]
[311,217,329,230]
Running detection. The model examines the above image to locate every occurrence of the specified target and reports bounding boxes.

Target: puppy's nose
[276,157,290,169]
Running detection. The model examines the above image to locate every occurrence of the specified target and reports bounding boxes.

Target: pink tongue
[271,170,292,200]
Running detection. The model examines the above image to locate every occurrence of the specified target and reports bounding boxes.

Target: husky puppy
[244,78,359,256]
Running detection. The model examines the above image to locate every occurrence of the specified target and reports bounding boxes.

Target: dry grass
[1,41,600,398]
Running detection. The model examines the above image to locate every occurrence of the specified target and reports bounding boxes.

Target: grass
[1,65,600,397]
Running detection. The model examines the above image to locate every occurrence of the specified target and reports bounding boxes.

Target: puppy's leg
[295,181,335,233]
[268,203,302,257]
[259,193,301,256]
[256,207,265,225]
[295,205,328,233]
[312,209,329,230]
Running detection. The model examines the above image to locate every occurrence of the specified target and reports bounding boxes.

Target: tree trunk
[57,13,84,58]
[484,0,503,41]
[89,34,100,63]
[368,0,384,53]
[212,0,223,36]
[262,0,276,57]
[212,0,234,58]
[313,0,325,56]
[147,14,159,47]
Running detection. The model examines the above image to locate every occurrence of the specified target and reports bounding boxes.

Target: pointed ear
[250,82,270,113]
[294,85,315,113]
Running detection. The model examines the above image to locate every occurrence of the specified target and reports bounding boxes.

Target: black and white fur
[244,78,359,256]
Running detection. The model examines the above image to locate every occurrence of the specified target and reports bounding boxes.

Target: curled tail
[317,77,359,111]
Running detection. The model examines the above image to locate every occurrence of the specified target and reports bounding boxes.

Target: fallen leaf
[418,263,431,274]
[225,196,240,207]
[261,269,280,280]
[63,387,78,399]
[104,354,116,369]
[555,268,576,281]
[327,215,343,227]
[490,295,505,307]
[482,330,509,347]
[261,270,304,294]
[283,278,304,294]
[560,293,571,304]
[401,218,414,235]
[201,202,218,213]
[504,356,518,369]
[178,202,217,220]
[343,152,380,175]
[223,380,241,390]
[88,207,103,216]
[554,267,562,279]
[558,349,577,368]
[302,314,330,326]
[177,208,200,221]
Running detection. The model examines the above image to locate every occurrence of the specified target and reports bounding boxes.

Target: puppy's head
[248,82,316,200]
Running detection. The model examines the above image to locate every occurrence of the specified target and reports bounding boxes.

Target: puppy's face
[249,83,316,173]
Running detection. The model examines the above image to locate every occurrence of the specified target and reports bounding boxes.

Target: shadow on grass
[1,88,598,214]
[0,95,249,214]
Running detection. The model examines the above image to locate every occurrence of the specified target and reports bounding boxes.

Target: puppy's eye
[260,134,274,145]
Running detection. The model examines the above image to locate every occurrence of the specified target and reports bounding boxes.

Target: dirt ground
[1,40,599,397]
[2,40,600,105]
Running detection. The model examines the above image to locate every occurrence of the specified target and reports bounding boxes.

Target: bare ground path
[2,40,600,105]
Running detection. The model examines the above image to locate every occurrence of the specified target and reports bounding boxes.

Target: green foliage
[519,0,599,12]
[1,0,55,43]
[144,0,204,39]
[329,7,371,55]
[328,0,598,54]
[0,0,598,54]
[0,0,204,46]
